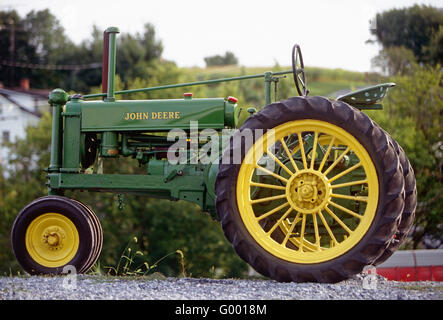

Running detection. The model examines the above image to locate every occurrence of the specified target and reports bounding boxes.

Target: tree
[0,9,87,89]
[115,23,163,85]
[371,46,417,76]
[368,4,442,248]
[426,25,443,65]
[0,10,37,87]
[0,9,164,92]
[204,51,238,67]
[366,65,443,248]
[370,5,443,65]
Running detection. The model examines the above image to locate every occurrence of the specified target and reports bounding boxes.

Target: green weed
[94,237,187,277]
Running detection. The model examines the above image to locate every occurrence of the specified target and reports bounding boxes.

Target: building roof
[3,87,50,99]
[0,87,49,118]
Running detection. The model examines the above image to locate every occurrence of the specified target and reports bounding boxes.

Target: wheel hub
[286,170,330,213]
[25,212,79,266]
[42,226,66,250]
[47,234,59,246]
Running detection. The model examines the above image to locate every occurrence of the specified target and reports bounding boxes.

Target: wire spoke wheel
[237,120,378,263]
[216,96,405,282]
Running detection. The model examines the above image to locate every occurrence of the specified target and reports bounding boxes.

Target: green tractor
[11,27,416,282]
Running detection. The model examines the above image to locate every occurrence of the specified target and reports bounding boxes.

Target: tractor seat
[337,83,396,106]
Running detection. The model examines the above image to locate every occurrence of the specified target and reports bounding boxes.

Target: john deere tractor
[11,27,416,283]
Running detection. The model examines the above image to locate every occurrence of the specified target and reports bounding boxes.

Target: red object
[228,96,238,103]
[20,78,30,90]
[376,249,443,282]
[377,266,443,281]
[184,92,193,97]
[101,30,110,99]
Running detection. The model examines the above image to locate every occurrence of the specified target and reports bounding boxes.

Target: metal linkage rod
[83,70,293,99]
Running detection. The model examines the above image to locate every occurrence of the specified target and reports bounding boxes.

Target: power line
[0,23,101,73]
[1,60,101,70]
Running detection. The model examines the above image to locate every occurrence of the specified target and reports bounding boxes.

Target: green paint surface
[77,98,227,132]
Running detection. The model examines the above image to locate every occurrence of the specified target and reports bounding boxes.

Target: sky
[1,0,441,72]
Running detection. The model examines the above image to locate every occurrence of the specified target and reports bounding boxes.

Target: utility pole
[8,18,15,86]
[0,18,24,87]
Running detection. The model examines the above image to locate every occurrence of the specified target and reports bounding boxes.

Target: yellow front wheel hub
[25,213,79,267]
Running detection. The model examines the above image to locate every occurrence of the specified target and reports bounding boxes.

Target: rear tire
[215,96,405,282]
[373,136,417,265]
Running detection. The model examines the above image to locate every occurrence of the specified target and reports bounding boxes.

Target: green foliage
[0,10,163,92]
[116,24,163,85]
[204,51,238,67]
[0,9,86,89]
[182,64,371,108]
[371,46,417,76]
[0,10,41,87]
[367,4,442,248]
[0,112,52,272]
[426,25,443,66]
[102,236,186,277]
[365,65,443,247]
[371,4,443,65]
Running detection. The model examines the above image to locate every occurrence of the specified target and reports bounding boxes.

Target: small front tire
[11,196,96,275]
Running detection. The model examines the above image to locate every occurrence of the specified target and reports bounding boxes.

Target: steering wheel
[292,44,309,96]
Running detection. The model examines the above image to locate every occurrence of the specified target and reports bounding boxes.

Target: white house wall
[0,95,41,166]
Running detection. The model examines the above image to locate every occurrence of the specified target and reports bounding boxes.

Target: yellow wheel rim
[25,213,79,267]
[237,120,379,264]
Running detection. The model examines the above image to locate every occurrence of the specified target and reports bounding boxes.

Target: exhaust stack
[101,27,119,101]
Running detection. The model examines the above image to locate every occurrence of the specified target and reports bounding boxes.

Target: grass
[183,64,373,100]
[89,237,187,278]
[186,65,368,82]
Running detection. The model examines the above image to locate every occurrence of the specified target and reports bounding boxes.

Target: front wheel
[11,196,100,275]
[215,96,405,282]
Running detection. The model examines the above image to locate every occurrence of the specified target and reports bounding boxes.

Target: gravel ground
[0,275,443,300]
[0,274,441,300]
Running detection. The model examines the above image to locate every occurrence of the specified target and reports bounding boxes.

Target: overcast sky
[1,0,441,71]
